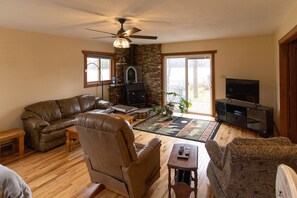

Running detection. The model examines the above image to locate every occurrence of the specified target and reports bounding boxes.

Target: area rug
[133,114,220,143]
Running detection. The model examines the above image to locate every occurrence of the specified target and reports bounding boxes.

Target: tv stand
[215,99,273,137]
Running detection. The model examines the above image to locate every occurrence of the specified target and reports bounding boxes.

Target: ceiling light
[113,38,130,48]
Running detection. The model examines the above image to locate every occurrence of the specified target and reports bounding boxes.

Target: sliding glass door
[165,54,213,115]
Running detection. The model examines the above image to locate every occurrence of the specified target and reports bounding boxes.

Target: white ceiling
[0,0,296,45]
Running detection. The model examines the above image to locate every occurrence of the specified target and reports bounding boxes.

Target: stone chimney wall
[136,44,162,105]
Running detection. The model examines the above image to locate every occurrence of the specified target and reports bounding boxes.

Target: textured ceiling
[0,0,296,44]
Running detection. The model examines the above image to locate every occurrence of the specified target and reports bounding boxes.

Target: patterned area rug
[133,114,220,143]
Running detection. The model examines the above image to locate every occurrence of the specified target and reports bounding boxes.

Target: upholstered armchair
[206,137,297,198]
[75,113,162,198]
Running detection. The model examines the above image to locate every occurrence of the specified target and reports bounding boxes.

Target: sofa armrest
[232,137,291,146]
[95,99,113,110]
[24,118,49,130]
[23,118,49,150]
[136,138,161,165]
[205,140,224,170]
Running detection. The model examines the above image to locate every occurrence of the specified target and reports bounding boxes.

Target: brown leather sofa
[21,94,112,152]
[75,113,162,198]
[206,137,297,198]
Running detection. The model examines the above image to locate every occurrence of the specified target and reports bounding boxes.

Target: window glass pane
[87,57,99,82]
[188,56,211,114]
[166,57,186,103]
[100,58,111,81]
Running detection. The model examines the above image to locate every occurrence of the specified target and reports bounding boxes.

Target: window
[82,50,115,88]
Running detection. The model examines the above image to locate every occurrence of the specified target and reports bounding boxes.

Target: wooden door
[289,42,297,142]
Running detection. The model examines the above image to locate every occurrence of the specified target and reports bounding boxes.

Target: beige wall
[162,35,275,108]
[0,28,114,130]
[274,1,297,127]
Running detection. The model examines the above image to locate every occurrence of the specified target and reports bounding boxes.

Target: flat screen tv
[226,78,259,104]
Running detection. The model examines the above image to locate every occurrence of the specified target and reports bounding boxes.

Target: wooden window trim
[82,50,115,88]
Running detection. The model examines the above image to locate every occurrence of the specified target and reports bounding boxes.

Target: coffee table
[167,143,198,198]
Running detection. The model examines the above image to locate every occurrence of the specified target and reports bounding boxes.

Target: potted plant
[152,91,192,118]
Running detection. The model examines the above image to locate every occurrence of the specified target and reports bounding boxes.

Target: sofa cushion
[40,129,66,143]
[56,97,81,118]
[77,94,96,112]
[25,100,62,122]
[41,119,75,133]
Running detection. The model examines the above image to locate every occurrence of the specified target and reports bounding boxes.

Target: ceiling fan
[86,18,158,48]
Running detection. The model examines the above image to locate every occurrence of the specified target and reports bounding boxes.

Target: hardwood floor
[4,118,258,198]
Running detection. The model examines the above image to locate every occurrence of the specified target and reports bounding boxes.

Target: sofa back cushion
[77,94,95,112]
[25,100,62,122]
[56,97,82,118]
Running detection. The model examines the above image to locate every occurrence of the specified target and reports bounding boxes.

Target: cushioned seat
[75,113,162,198]
[0,165,32,198]
[206,137,297,198]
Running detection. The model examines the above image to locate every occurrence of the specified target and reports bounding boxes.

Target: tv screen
[226,78,259,103]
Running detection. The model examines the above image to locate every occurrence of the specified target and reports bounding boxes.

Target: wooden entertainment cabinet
[215,99,274,137]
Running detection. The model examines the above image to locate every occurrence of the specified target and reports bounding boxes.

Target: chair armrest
[205,140,224,170]
[232,137,291,146]
[134,142,145,152]
[136,138,161,165]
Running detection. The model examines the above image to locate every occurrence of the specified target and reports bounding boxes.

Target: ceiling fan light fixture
[113,38,130,48]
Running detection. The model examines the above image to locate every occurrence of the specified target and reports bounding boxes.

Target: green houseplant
[152,91,192,116]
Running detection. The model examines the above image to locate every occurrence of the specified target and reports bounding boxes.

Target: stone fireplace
[109,44,162,106]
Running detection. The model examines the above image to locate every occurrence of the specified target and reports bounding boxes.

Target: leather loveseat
[21,94,112,152]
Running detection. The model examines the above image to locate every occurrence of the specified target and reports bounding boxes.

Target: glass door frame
[161,50,217,117]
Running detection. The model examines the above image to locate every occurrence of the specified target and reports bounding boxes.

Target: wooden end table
[66,126,78,152]
[167,143,198,198]
[0,128,25,156]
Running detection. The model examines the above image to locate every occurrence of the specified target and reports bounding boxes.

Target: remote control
[185,150,190,156]
[177,155,189,159]
[178,146,184,155]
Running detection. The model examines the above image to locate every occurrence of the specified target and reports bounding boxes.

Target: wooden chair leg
[90,183,105,198]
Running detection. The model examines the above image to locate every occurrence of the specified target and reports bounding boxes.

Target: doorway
[279,25,297,143]
[163,52,215,116]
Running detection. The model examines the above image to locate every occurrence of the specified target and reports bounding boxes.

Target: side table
[167,143,198,198]
[0,128,25,156]
[111,113,134,124]
[66,126,79,152]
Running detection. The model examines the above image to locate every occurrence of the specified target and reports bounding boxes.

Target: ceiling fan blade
[129,35,158,40]
[54,2,105,17]
[124,27,141,36]
[62,20,109,29]
[86,28,116,36]
[126,37,132,42]
[92,36,116,39]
